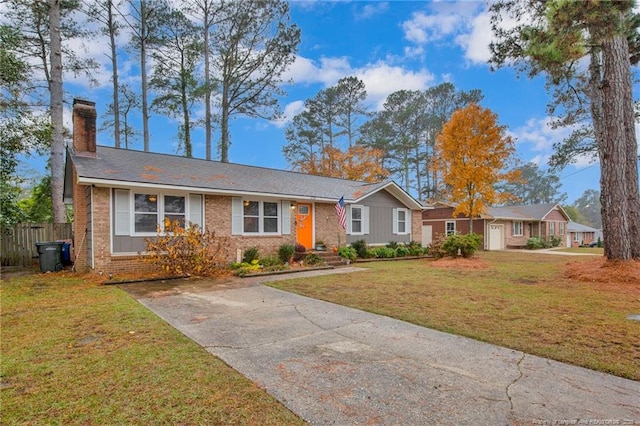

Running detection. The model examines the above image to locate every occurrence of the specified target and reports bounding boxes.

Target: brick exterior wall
[314,203,347,249]
[411,210,422,244]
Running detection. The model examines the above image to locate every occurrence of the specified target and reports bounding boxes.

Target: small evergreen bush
[442,233,482,258]
[243,246,260,263]
[374,247,396,258]
[277,244,295,264]
[338,246,357,262]
[351,239,368,259]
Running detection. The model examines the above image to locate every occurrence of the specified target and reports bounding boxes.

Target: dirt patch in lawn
[563,258,640,290]
[427,256,491,270]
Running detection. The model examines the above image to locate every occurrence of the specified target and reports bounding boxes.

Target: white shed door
[489,224,503,250]
[422,225,433,247]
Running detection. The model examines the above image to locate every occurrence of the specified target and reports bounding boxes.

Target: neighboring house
[566,221,602,247]
[421,202,571,250]
[64,99,424,274]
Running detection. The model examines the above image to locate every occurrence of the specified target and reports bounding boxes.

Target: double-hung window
[445,221,456,236]
[512,221,523,236]
[351,206,363,234]
[242,200,279,234]
[393,208,409,235]
[134,193,160,233]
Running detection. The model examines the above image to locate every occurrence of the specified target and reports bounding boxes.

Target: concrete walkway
[127,269,639,425]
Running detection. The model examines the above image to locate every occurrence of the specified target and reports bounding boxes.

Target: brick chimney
[72,99,97,157]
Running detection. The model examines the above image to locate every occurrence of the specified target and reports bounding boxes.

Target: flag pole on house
[335,195,346,246]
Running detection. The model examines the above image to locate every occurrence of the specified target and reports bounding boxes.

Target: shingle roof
[567,221,600,232]
[67,146,422,208]
[483,203,564,220]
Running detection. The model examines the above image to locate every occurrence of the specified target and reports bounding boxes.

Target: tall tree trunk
[595,34,640,260]
[141,0,150,152]
[204,10,212,160]
[108,0,121,148]
[220,80,229,162]
[49,0,65,224]
[181,70,191,158]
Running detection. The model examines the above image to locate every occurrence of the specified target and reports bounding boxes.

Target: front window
[243,200,279,234]
[134,193,187,234]
[446,221,455,236]
[351,206,363,234]
[396,208,408,234]
[134,193,158,233]
[512,221,523,236]
[164,195,186,228]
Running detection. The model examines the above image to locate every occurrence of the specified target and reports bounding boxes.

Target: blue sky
[18,0,614,204]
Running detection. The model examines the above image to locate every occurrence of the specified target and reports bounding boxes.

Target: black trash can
[35,242,64,272]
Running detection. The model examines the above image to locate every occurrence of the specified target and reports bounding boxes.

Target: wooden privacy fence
[1,223,73,268]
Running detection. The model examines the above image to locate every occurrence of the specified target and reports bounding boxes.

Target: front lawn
[269,251,640,380]
[1,272,304,425]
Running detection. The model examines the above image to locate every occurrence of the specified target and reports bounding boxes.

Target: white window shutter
[231,197,243,235]
[392,208,398,234]
[188,194,203,229]
[363,206,370,234]
[114,189,130,235]
[281,201,291,235]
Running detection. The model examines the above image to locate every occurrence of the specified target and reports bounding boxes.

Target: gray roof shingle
[484,203,563,220]
[68,146,418,206]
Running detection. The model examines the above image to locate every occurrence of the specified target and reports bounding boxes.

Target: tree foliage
[213,0,300,162]
[145,219,231,276]
[284,76,375,179]
[149,7,202,158]
[572,189,602,229]
[497,163,567,205]
[433,103,520,232]
[489,0,640,260]
[359,83,482,199]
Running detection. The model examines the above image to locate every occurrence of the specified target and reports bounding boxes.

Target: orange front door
[296,203,313,249]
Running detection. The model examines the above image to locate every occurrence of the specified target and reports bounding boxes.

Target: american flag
[335,196,346,230]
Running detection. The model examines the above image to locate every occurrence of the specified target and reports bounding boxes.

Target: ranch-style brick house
[421,202,571,250]
[64,99,424,274]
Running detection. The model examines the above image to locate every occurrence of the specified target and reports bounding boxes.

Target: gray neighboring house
[64,99,424,274]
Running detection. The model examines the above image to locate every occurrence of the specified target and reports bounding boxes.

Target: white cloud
[272,100,305,128]
[355,2,389,20]
[457,11,493,64]
[283,54,435,116]
[402,11,463,44]
[355,62,434,110]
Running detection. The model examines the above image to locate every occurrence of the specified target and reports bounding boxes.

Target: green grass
[553,246,604,254]
[1,272,304,425]
[269,251,640,381]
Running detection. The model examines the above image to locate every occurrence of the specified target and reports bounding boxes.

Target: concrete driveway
[124,269,639,425]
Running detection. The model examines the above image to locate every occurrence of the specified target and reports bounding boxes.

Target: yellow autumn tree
[299,145,389,183]
[433,102,520,233]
